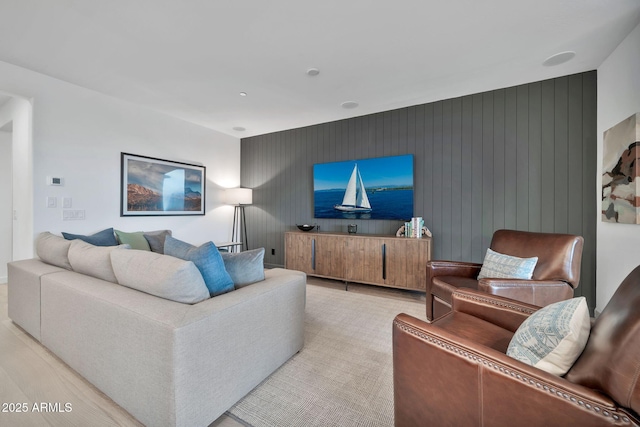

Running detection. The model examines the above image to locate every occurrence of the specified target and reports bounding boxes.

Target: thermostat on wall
[47,176,64,186]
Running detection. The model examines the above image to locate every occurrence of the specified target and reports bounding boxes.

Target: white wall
[0,60,241,253]
[0,130,11,281]
[596,21,640,312]
[0,96,32,262]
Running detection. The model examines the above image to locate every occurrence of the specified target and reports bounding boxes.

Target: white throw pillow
[68,239,130,283]
[507,297,591,376]
[110,250,210,304]
[36,232,72,270]
[477,248,538,279]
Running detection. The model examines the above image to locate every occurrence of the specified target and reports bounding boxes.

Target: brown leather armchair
[393,265,640,427]
[426,229,584,321]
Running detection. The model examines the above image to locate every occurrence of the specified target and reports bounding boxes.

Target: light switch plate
[63,197,72,208]
[46,197,57,208]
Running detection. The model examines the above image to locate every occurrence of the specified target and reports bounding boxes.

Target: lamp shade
[225,188,253,205]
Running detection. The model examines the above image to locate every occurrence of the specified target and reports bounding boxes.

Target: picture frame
[313,154,414,220]
[121,152,206,216]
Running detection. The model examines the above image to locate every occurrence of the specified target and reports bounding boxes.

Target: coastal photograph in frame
[313,154,414,220]
[121,153,206,216]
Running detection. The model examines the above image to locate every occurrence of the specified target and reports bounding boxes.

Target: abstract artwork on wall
[602,113,640,223]
[121,153,205,216]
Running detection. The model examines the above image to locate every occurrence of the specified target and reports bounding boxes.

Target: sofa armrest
[427,260,482,279]
[393,313,627,427]
[478,278,574,307]
[451,288,539,333]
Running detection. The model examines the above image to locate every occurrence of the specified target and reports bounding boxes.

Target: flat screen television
[313,154,414,220]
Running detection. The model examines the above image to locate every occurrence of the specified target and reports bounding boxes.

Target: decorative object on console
[121,152,205,216]
[296,224,316,232]
[313,154,414,220]
[395,223,432,238]
[225,187,253,251]
[164,235,234,296]
[347,224,357,234]
[602,113,640,224]
[62,227,119,247]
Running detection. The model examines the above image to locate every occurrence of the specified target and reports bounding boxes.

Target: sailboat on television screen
[334,164,372,212]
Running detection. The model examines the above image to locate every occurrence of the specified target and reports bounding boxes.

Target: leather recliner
[393,265,640,427]
[426,229,584,321]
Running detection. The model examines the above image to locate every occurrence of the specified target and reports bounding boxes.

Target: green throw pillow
[115,230,151,251]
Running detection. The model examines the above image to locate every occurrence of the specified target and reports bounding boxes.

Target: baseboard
[0,275,7,284]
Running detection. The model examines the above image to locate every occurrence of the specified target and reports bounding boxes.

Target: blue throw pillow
[221,248,265,288]
[164,236,234,296]
[62,228,118,247]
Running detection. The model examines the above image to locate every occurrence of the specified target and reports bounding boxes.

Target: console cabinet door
[383,238,430,291]
[314,235,346,278]
[345,237,384,285]
[284,232,314,274]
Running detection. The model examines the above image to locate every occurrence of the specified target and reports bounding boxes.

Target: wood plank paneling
[241,71,597,312]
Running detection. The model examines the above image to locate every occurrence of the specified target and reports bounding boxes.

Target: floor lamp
[225,188,252,252]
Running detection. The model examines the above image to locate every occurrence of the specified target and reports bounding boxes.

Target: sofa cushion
[62,228,118,246]
[143,230,172,254]
[506,297,590,376]
[36,232,72,270]
[68,240,130,283]
[115,230,151,251]
[477,248,538,280]
[164,236,234,296]
[221,248,265,288]
[110,250,210,304]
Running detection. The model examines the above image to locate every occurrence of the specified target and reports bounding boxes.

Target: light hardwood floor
[0,277,424,426]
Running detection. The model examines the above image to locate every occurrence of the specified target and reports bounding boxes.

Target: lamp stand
[231,205,248,252]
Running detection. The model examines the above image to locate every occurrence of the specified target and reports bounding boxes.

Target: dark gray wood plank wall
[241,71,597,310]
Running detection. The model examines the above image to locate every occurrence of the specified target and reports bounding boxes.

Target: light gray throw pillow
[110,250,210,304]
[68,240,130,283]
[36,232,72,270]
[221,247,265,288]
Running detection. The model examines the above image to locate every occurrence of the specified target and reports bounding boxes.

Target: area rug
[227,284,427,427]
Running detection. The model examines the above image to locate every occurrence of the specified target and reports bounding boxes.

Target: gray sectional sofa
[7,234,306,427]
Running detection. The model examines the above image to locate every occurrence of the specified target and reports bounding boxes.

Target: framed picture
[121,153,205,216]
[313,154,414,220]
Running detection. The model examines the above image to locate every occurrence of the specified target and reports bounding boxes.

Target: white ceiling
[1,1,639,138]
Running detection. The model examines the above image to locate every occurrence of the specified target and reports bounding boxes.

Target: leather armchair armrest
[451,288,539,333]
[393,313,625,427]
[427,260,482,279]
[478,278,574,307]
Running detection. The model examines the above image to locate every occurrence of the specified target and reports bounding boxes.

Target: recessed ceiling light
[341,101,359,109]
[542,51,576,67]
[239,92,247,97]
[306,68,320,77]
[233,126,246,132]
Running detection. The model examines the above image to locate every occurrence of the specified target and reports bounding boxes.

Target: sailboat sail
[334,164,372,212]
